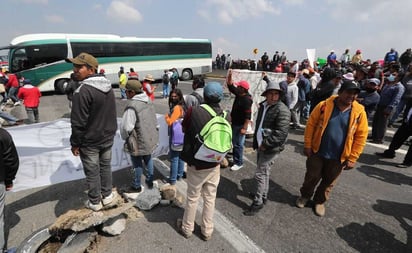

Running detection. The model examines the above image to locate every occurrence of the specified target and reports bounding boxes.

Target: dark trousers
[388,122,412,165]
[300,154,343,204]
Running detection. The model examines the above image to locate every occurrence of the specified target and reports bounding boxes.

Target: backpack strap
[200,104,227,118]
[200,104,217,117]
[191,91,204,104]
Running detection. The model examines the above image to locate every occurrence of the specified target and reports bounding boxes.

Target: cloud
[44,15,64,23]
[106,1,143,23]
[201,0,280,24]
[213,37,240,56]
[325,0,411,23]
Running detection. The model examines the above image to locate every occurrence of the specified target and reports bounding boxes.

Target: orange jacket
[304,95,368,163]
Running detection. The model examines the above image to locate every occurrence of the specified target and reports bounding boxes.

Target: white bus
[1,33,212,92]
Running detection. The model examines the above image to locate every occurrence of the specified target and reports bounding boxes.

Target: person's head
[342,72,355,81]
[99,68,105,74]
[235,80,250,94]
[23,79,31,85]
[301,69,310,78]
[355,66,368,81]
[130,68,134,72]
[65,52,98,81]
[192,76,205,90]
[169,88,185,107]
[286,72,296,83]
[356,49,361,54]
[144,74,155,83]
[203,82,223,104]
[365,78,380,93]
[337,80,361,106]
[261,81,282,105]
[320,67,336,83]
[125,79,143,99]
[371,61,380,69]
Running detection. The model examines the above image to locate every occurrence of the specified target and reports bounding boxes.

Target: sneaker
[176,218,192,238]
[123,186,144,200]
[396,163,410,168]
[296,197,309,208]
[102,191,119,206]
[243,202,264,216]
[85,200,103,211]
[375,151,395,158]
[314,203,325,217]
[230,164,243,171]
[14,101,20,106]
[200,233,212,241]
[248,192,267,205]
[145,180,154,189]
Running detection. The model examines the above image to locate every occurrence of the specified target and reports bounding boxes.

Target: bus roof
[9,33,211,47]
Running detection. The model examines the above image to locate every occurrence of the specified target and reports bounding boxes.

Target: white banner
[306,48,316,68]
[222,69,287,133]
[8,115,169,192]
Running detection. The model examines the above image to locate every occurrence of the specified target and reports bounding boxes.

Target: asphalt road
[4,70,412,252]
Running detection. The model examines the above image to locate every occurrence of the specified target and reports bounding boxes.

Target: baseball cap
[368,78,380,86]
[338,80,361,93]
[65,52,98,70]
[23,79,31,84]
[235,80,250,90]
[204,82,223,103]
[126,79,143,93]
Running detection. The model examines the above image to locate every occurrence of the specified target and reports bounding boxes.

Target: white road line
[153,158,266,253]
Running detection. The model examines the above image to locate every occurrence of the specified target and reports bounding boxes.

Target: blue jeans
[130,154,153,188]
[0,112,17,125]
[120,87,127,99]
[8,87,18,103]
[389,99,405,125]
[162,83,169,98]
[232,124,246,166]
[170,149,184,184]
[80,145,113,204]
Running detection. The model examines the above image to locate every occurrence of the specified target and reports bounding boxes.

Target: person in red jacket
[4,71,20,105]
[17,79,41,123]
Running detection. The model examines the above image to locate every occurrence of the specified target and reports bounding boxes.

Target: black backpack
[162,73,170,84]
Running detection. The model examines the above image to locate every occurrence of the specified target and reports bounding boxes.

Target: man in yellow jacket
[296,80,368,217]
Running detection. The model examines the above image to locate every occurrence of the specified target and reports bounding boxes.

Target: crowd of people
[2,46,412,249]
[0,69,41,126]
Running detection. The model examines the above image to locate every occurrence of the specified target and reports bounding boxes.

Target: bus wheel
[55,80,67,94]
[181,69,193,81]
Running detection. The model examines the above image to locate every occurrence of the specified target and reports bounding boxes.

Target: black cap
[339,80,361,93]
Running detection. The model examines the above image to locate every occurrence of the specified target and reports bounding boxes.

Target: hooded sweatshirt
[70,75,117,148]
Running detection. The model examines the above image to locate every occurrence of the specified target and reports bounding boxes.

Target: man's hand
[304,148,313,157]
[71,146,80,156]
[240,128,247,135]
[342,160,356,170]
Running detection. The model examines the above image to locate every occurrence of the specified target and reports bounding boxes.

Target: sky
[2,0,412,62]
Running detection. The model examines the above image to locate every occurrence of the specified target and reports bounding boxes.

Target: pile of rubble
[17,182,185,253]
